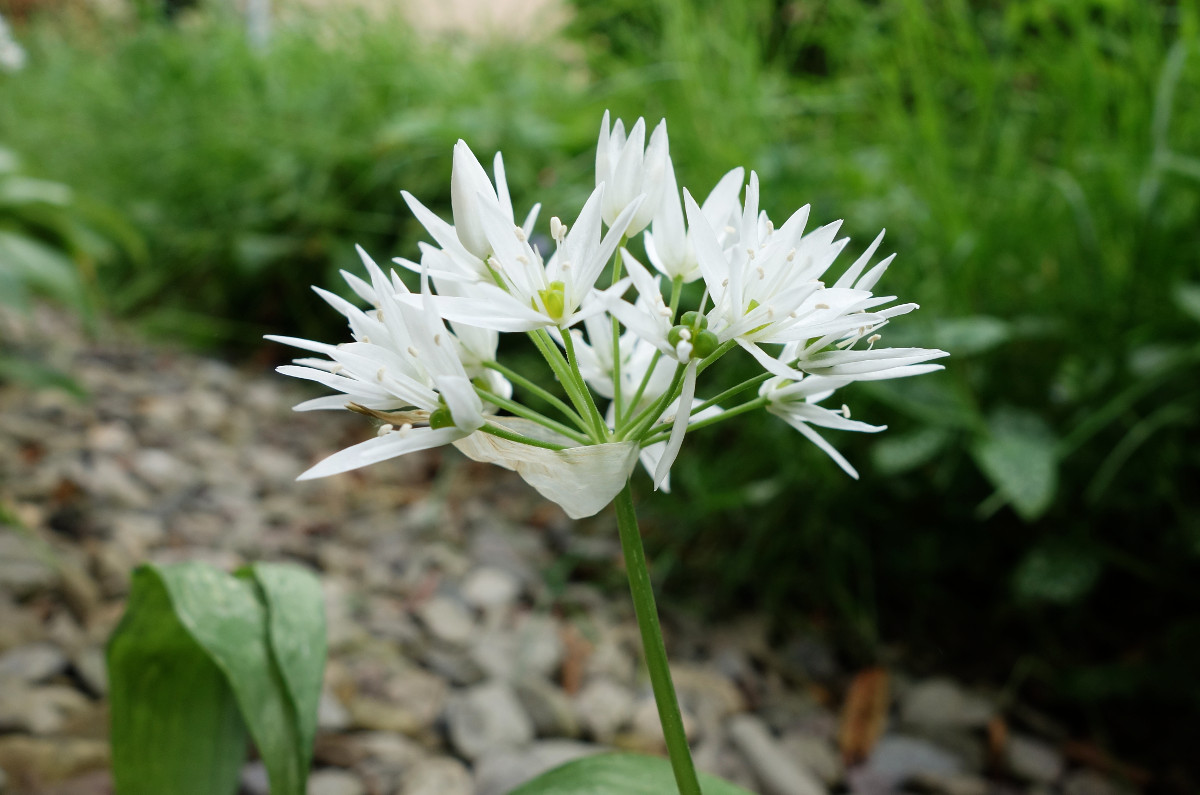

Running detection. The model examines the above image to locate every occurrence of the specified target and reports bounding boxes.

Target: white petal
[453,418,639,519]
[298,427,465,480]
[652,360,697,489]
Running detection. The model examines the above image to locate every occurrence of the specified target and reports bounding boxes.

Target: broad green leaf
[244,562,327,775]
[970,409,1057,521]
[1012,542,1102,604]
[0,230,86,309]
[927,315,1010,356]
[871,427,951,475]
[509,753,757,795]
[1174,282,1200,323]
[108,562,326,795]
[108,567,249,795]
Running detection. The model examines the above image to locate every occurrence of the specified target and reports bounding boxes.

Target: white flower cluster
[272,112,947,518]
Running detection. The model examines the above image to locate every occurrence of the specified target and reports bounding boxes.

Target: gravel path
[0,306,1139,795]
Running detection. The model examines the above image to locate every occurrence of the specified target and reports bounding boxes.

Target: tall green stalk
[613,483,701,795]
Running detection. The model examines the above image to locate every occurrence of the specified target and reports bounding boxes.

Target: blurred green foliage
[2,0,1199,773]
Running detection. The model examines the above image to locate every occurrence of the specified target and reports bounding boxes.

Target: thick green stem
[613,484,701,795]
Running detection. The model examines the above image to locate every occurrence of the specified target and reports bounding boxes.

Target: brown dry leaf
[559,622,593,695]
[838,666,890,764]
[1062,739,1153,788]
[987,716,1009,770]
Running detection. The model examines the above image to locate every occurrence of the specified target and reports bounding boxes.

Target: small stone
[0,643,68,684]
[447,681,535,760]
[313,731,424,770]
[399,757,473,795]
[0,685,92,735]
[858,734,965,791]
[473,740,604,795]
[0,533,58,596]
[514,676,580,738]
[241,761,270,795]
[1063,769,1130,795]
[317,689,351,732]
[1005,734,1064,784]
[462,566,522,611]
[422,646,486,687]
[85,421,135,453]
[0,737,108,784]
[900,679,994,730]
[779,733,842,787]
[72,648,108,697]
[417,596,476,647]
[307,769,365,795]
[728,714,826,795]
[574,677,635,743]
[472,615,563,682]
[908,772,990,795]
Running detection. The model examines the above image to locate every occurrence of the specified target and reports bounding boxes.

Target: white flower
[644,160,744,283]
[409,184,642,331]
[268,248,485,479]
[596,111,669,236]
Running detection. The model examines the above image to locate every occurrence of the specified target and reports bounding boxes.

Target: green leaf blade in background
[509,753,757,795]
[970,409,1059,521]
[107,562,326,795]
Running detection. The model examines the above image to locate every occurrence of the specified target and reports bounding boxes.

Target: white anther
[841,404,851,418]
[724,225,737,235]
[721,278,729,287]
[407,346,419,357]
[514,226,527,242]
[756,266,766,280]
[361,335,371,343]
[434,334,442,345]
[398,422,413,436]
[867,333,881,347]
[678,328,692,341]
[815,303,830,310]
[675,341,693,361]
[376,367,386,382]
[787,248,796,261]
[561,260,572,271]
[550,216,567,242]
[330,364,344,373]
[765,220,775,234]
[377,424,394,437]
[516,255,529,265]
[746,248,756,260]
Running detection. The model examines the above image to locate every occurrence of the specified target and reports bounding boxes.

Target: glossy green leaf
[108,562,326,795]
[509,753,757,795]
[1012,542,1102,604]
[108,567,249,795]
[970,409,1058,521]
